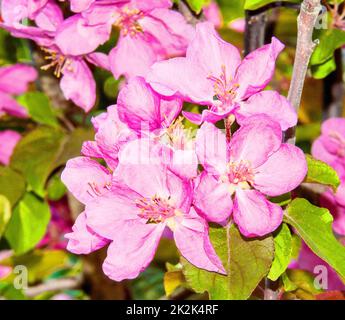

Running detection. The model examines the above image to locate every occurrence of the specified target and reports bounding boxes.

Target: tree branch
[178,0,205,26]
[285,0,322,144]
[244,10,268,55]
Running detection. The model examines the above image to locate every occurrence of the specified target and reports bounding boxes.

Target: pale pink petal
[61,157,111,204]
[196,122,229,175]
[65,212,109,254]
[70,0,95,12]
[236,91,297,131]
[187,22,241,80]
[86,184,142,239]
[55,15,110,56]
[0,64,37,95]
[230,115,282,168]
[110,35,158,79]
[254,144,307,197]
[204,1,223,28]
[0,92,28,118]
[85,52,110,71]
[228,18,245,33]
[194,172,233,223]
[0,265,12,280]
[34,0,63,32]
[235,37,285,100]
[132,0,172,11]
[159,97,182,128]
[147,57,214,104]
[233,189,283,237]
[0,130,21,165]
[1,0,28,24]
[335,183,345,207]
[81,141,103,158]
[102,223,165,281]
[321,118,345,138]
[183,108,234,125]
[60,59,96,112]
[170,149,198,180]
[174,208,226,274]
[311,137,339,169]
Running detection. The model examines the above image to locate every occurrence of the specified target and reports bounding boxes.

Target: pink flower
[204,1,223,29]
[71,0,195,79]
[0,251,12,280]
[312,118,345,179]
[1,4,110,112]
[147,22,297,130]
[194,115,307,237]
[0,130,21,166]
[69,139,225,281]
[0,64,37,118]
[228,18,245,33]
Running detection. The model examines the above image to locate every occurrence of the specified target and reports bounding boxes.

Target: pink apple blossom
[1,4,110,112]
[70,139,225,281]
[193,115,307,237]
[228,18,245,33]
[0,64,37,118]
[312,117,345,179]
[0,130,21,166]
[147,22,297,130]
[68,0,195,79]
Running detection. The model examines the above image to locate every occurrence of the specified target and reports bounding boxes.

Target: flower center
[165,117,194,150]
[329,131,345,157]
[208,65,239,110]
[40,47,72,78]
[136,196,177,224]
[86,181,111,198]
[114,7,144,37]
[222,161,254,193]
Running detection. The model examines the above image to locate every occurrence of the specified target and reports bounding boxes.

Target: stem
[244,10,268,55]
[178,0,205,26]
[285,0,323,144]
[25,278,81,297]
[224,115,235,142]
[322,48,344,119]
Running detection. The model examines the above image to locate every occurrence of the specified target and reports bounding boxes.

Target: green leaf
[164,270,186,297]
[47,172,67,201]
[181,224,274,300]
[305,155,340,192]
[268,223,292,281]
[0,195,11,237]
[18,92,59,128]
[244,0,301,10]
[311,29,345,67]
[186,0,210,14]
[284,198,345,282]
[10,127,66,197]
[5,193,51,255]
[0,166,26,206]
[281,272,298,292]
[311,57,336,79]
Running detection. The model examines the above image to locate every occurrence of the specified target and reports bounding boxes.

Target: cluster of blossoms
[58,19,308,281]
[291,118,345,290]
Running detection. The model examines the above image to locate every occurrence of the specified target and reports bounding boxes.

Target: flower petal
[229,114,282,168]
[196,122,229,175]
[34,1,63,32]
[235,37,285,100]
[233,188,283,237]
[194,172,233,223]
[102,222,165,281]
[0,64,37,95]
[65,211,109,254]
[254,143,307,197]
[174,208,226,274]
[0,92,28,118]
[236,91,297,131]
[61,157,111,204]
[60,59,96,112]
[0,130,21,166]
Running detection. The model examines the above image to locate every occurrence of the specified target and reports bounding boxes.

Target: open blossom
[0,130,21,166]
[312,118,345,179]
[65,0,195,79]
[194,115,307,237]
[66,139,225,281]
[147,22,297,130]
[0,64,37,118]
[1,3,110,112]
